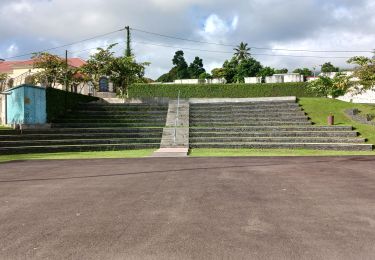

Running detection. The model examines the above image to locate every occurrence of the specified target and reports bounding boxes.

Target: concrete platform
[151,147,189,157]
[1,156,375,259]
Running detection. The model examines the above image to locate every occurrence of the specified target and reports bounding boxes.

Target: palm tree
[233,42,251,61]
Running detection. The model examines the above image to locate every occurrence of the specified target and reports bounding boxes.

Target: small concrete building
[207,78,226,84]
[265,75,284,83]
[265,73,304,83]
[244,77,262,84]
[283,73,304,83]
[174,79,205,84]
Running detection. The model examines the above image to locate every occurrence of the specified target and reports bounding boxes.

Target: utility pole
[125,26,132,57]
[65,50,68,91]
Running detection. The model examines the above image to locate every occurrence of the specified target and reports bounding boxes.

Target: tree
[257,66,275,78]
[188,56,205,78]
[233,42,251,61]
[199,72,212,80]
[211,68,226,78]
[275,68,288,74]
[222,57,239,83]
[110,56,149,98]
[347,56,375,91]
[321,62,339,73]
[293,68,313,78]
[307,73,351,98]
[172,50,189,79]
[81,43,117,90]
[235,58,262,83]
[32,52,65,88]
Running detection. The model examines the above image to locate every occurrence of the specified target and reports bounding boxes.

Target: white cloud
[0,0,374,79]
[6,44,18,56]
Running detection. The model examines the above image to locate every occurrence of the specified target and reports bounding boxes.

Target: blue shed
[5,84,46,125]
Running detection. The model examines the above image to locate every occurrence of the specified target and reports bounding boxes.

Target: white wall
[337,89,375,104]
[174,79,205,84]
[244,77,262,84]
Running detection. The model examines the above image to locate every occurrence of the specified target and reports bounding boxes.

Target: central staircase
[0,103,168,154]
[189,100,372,151]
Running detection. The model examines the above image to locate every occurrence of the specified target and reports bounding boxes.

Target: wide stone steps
[0,137,162,147]
[188,100,372,151]
[51,122,166,128]
[0,103,168,154]
[191,117,309,122]
[190,121,312,126]
[0,143,160,154]
[0,132,163,141]
[189,137,365,143]
[190,142,373,151]
[189,131,358,138]
[54,118,167,123]
[189,126,353,132]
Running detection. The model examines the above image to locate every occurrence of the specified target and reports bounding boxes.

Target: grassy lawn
[190,148,375,157]
[0,149,155,163]
[299,98,375,144]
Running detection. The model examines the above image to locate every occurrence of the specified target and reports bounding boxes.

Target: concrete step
[0,138,162,147]
[73,110,168,115]
[191,103,299,108]
[0,143,160,154]
[51,122,167,128]
[190,106,301,111]
[189,137,365,144]
[190,121,312,126]
[190,142,373,151]
[18,127,164,135]
[190,111,307,117]
[190,117,309,122]
[75,106,168,112]
[62,114,167,119]
[190,126,353,132]
[189,131,358,138]
[191,109,303,114]
[54,118,167,123]
[0,132,163,141]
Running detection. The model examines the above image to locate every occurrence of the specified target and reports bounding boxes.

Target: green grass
[0,149,155,163]
[299,98,375,144]
[189,148,375,157]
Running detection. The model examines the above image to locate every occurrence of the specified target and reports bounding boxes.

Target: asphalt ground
[0,156,375,259]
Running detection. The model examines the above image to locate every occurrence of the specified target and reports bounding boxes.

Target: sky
[0,0,374,79]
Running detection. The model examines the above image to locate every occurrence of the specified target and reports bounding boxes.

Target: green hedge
[46,88,98,122]
[129,83,320,98]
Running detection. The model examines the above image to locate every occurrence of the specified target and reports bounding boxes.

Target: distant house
[0,58,92,94]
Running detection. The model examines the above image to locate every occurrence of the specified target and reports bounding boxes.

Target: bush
[129,82,321,98]
[46,88,98,122]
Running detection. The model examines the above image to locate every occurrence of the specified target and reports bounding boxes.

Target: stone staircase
[189,100,373,151]
[0,103,168,154]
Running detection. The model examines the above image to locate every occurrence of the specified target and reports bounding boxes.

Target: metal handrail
[173,90,180,145]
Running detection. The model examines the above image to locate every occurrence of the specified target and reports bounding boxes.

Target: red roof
[0,58,86,73]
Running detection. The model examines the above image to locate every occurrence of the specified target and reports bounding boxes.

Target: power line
[130,27,373,54]
[132,40,352,59]
[4,28,125,60]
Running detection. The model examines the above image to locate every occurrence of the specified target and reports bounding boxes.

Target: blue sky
[0,0,374,79]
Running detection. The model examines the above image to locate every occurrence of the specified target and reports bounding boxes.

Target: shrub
[46,88,98,122]
[128,82,320,98]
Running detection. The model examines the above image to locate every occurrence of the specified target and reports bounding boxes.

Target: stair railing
[173,90,181,145]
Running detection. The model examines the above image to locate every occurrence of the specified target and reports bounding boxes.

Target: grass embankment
[191,98,375,157]
[299,98,375,144]
[0,149,155,163]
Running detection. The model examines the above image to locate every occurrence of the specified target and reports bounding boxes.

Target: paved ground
[1,156,375,260]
